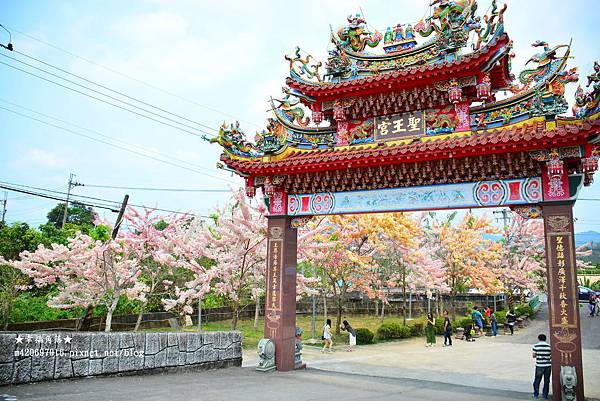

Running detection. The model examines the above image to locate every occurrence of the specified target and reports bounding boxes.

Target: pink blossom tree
[123,207,186,331]
[496,214,545,306]
[12,233,143,332]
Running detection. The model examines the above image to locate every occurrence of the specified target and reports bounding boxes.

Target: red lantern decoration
[546,150,563,178]
[582,157,599,174]
[312,111,323,125]
[448,79,462,104]
[264,178,275,196]
[477,73,491,101]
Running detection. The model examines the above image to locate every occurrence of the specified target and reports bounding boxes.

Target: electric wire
[0,98,230,177]
[2,24,262,129]
[0,52,217,137]
[1,184,213,218]
[9,49,218,134]
[0,60,211,139]
[82,184,231,193]
[0,105,239,183]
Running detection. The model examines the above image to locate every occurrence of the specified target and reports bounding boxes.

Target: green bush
[377,322,403,340]
[377,322,412,340]
[457,317,474,329]
[409,322,424,336]
[592,281,600,291]
[434,318,446,335]
[495,310,507,325]
[355,328,374,344]
[514,303,535,319]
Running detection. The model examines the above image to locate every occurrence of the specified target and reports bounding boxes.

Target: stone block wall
[0,331,242,385]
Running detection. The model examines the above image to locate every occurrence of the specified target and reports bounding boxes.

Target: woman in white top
[321,319,333,353]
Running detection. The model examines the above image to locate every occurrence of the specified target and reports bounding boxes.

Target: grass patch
[145,314,423,350]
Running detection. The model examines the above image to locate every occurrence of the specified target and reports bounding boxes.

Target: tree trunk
[133,300,148,332]
[375,300,379,316]
[323,294,327,320]
[401,269,407,326]
[253,297,260,329]
[335,293,344,335]
[231,301,240,330]
[104,295,120,333]
[1,305,11,331]
[381,300,386,322]
[450,290,457,321]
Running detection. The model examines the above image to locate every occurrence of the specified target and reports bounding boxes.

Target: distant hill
[575,231,600,247]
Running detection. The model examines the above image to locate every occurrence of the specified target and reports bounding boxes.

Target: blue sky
[1,0,599,232]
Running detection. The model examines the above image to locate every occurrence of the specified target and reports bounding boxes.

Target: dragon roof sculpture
[207,0,599,193]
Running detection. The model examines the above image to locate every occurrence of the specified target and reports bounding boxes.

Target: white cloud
[12,148,70,169]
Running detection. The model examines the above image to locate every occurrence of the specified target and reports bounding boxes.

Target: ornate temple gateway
[209,1,600,398]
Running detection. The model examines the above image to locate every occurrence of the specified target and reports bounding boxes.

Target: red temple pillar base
[264,216,297,372]
[542,202,584,401]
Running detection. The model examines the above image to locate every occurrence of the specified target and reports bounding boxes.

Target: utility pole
[493,208,511,230]
[61,173,83,228]
[77,194,129,332]
[1,191,7,224]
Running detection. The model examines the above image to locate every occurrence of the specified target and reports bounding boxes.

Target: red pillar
[264,216,297,371]
[542,202,584,400]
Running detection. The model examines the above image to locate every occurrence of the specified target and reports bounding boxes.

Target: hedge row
[352,303,535,345]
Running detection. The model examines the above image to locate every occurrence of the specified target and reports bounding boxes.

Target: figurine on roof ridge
[336,13,382,52]
[573,61,600,119]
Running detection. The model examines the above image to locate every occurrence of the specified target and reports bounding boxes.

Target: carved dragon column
[264,189,298,372]
[541,202,584,400]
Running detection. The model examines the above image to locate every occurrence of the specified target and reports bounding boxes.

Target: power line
[83,184,231,193]
[0,182,214,219]
[0,98,230,178]
[0,105,238,183]
[2,24,262,129]
[0,185,119,212]
[0,60,212,139]
[9,49,218,134]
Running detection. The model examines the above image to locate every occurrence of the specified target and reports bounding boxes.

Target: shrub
[355,328,374,344]
[514,303,535,319]
[377,322,412,340]
[377,322,403,340]
[409,322,424,337]
[434,318,445,335]
[495,310,507,325]
[457,317,474,329]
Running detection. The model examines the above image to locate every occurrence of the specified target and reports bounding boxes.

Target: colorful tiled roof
[287,34,511,98]
[222,116,600,175]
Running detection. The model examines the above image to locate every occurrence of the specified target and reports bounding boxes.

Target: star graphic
[15,335,24,344]
[63,335,72,344]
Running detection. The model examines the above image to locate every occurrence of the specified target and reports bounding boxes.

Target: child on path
[590,293,597,317]
[321,319,333,353]
[341,320,357,352]
[491,310,497,337]
[425,313,436,347]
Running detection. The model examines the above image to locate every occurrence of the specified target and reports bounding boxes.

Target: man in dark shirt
[532,333,552,400]
[443,310,452,346]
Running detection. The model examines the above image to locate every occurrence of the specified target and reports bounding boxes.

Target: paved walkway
[1,366,534,401]
[242,302,599,399]
[3,302,598,401]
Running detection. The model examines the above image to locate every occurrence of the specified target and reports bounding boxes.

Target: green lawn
[145,314,424,350]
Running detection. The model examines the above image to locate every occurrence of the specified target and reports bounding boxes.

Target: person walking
[425,313,436,347]
[472,306,484,332]
[491,310,497,337]
[442,310,452,346]
[321,319,333,353]
[341,320,357,352]
[532,333,552,400]
[589,293,597,317]
[506,308,517,335]
[484,305,491,319]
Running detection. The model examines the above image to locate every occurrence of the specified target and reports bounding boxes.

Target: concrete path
[1,366,534,401]
[243,302,600,399]
[2,302,598,401]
